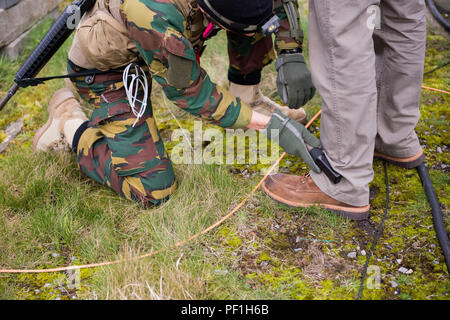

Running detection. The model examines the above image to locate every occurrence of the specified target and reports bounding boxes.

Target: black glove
[276,52,315,109]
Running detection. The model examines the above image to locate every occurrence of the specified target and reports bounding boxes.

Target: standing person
[263,0,427,220]
[33,0,317,207]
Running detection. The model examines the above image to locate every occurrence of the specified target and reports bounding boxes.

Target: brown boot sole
[374,150,425,169]
[262,181,370,221]
[32,88,75,151]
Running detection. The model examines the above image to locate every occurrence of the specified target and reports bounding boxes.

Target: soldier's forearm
[247,111,271,131]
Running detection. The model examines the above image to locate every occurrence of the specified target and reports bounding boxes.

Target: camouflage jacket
[120,0,303,129]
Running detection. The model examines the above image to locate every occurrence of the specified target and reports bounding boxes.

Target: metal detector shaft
[416,163,450,273]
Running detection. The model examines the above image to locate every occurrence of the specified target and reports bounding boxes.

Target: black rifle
[0,0,96,112]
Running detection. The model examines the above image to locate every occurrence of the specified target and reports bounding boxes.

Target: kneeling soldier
[33,0,316,206]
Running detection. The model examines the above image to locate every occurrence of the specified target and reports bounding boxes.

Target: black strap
[16,61,125,88]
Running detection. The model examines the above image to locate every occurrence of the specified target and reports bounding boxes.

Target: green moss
[217,226,243,248]
[13,263,96,300]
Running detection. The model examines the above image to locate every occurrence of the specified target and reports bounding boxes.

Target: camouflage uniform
[70,0,303,206]
[228,0,303,85]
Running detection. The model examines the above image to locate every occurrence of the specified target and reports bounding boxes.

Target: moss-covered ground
[0,3,448,300]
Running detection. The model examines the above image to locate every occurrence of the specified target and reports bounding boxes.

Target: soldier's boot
[229,82,308,125]
[262,173,370,220]
[374,149,425,169]
[33,88,88,151]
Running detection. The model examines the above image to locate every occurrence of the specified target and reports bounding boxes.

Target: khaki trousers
[308,0,426,206]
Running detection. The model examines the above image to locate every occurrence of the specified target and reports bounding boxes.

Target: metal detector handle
[309,148,342,184]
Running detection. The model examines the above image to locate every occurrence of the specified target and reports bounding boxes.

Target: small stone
[43,283,52,288]
[0,119,23,153]
[356,246,360,251]
[437,147,442,153]
[214,270,228,276]
[390,281,398,288]
[34,289,40,294]
[274,224,280,229]
[433,260,440,265]
[396,259,402,264]
[296,236,301,243]
[71,256,76,261]
[398,267,409,274]
[430,244,436,248]
[347,252,357,259]
[294,248,302,252]
[360,250,366,256]
[405,269,413,275]
[52,253,60,258]
[261,262,268,267]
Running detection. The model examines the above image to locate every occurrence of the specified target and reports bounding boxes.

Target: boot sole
[32,89,75,151]
[261,181,370,221]
[374,150,425,169]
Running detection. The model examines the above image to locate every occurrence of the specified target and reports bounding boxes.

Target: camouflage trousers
[69,63,176,207]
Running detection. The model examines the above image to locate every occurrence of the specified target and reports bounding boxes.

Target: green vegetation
[0,4,448,300]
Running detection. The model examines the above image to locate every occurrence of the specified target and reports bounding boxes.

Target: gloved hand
[264,110,322,173]
[276,52,315,109]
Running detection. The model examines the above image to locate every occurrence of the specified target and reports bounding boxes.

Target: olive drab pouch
[69,0,138,71]
[171,0,208,49]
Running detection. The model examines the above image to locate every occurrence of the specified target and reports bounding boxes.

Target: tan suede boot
[33,88,88,151]
[262,173,370,220]
[229,82,307,125]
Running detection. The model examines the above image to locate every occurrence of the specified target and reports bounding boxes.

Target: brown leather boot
[262,173,370,220]
[374,149,425,168]
[229,82,308,125]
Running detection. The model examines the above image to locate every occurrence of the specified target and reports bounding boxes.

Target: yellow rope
[1,84,446,274]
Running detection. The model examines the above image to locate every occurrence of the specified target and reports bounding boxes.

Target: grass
[0,3,449,300]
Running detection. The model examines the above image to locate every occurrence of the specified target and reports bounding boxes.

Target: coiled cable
[123,63,149,127]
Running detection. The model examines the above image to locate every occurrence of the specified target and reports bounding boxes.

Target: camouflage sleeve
[121,0,252,129]
[273,0,304,54]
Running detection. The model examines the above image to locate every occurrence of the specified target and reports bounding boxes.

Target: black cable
[357,161,390,300]
[357,161,449,300]
[424,61,450,76]
[416,164,450,272]
[426,0,450,31]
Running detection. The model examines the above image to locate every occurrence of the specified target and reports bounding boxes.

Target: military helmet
[197,0,274,34]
